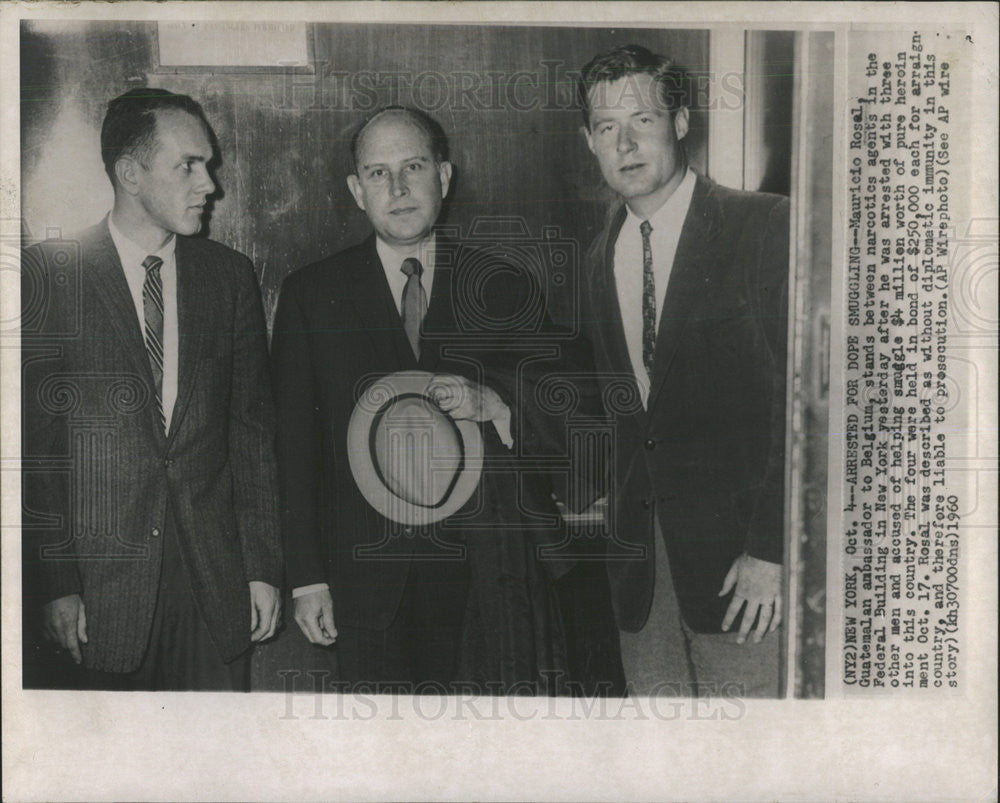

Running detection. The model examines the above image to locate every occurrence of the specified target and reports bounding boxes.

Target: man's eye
[406,162,422,171]
[370,169,385,179]
[598,124,614,134]
[180,162,192,172]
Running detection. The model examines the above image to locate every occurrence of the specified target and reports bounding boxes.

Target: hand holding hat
[428,374,513,447]
[427,373,506,420]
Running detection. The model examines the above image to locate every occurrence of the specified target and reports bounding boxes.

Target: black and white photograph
[1,2,996,801]
[17,17,817,698]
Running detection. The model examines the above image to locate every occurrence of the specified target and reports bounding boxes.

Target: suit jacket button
[640,498,651,510]
[644,439,656,451]
[164,458,173,467]
[151,527,161,537]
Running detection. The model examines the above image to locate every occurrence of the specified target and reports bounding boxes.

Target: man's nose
[195,165,215,196]
[389,172,409,197]
[616,127,637,154]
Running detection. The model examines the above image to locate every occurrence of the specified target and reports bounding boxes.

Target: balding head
[350,106,449,169]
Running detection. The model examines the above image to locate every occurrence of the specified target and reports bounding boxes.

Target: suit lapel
[417,236,458,372]
[87,221,153,381]
[645,175,723,417]
[86,221,166,442]
[347,236,415,369]
[169,236,210,442]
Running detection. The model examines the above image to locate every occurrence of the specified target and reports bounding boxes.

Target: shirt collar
[623,167,697,233]
[108,213,176,269]
[375,232,437,276]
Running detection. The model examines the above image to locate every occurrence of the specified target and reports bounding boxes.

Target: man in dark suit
[577,45,788,696]
[271,106,575,693]
[22,88,282,691]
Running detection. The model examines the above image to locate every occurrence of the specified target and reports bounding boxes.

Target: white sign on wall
[157,21,311,69]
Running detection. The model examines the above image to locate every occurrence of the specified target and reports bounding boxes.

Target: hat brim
[346,370,484,526]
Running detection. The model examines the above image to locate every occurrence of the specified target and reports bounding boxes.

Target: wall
[21,21,710,328]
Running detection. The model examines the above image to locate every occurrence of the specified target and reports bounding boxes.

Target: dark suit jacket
[581,175,789,633]
[22,219,282,672]
[271,233,575,686]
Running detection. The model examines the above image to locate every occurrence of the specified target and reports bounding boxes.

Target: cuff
[489,403,514,449]
[292,582,330,598]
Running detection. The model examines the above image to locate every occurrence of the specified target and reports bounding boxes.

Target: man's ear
[346,174,365,211]
[673,106,690,142]
[581,125,596,155]
[114,156,140,196]
[437,161,453,199]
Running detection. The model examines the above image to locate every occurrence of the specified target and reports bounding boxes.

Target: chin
[386,224,430,245]
[627,184,668,206]
[603,177,640,198]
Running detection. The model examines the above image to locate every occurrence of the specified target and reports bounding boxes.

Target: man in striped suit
[22,88,282,691]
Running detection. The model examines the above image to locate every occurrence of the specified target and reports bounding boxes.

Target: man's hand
[249,581,281,642]
[428,374,514,447]
[719,554,783,644]
[42,594,87,664]
[427,374,506,422]
[293,588,337,646]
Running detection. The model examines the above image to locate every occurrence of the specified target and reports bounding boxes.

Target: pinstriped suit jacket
[22,219,282,672]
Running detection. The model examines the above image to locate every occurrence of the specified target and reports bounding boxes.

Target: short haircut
[577,44,692,127]
[101,88,209,185]
[349,105,450,168]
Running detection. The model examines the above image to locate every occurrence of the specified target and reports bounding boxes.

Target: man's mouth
[390,206,418,216]
[619,163,646,173]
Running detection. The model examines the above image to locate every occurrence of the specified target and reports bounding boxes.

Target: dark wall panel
[20,20,709,690]
[22,20,709,327]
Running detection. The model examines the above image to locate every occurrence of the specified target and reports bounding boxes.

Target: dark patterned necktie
[640,220,655,378]
[142,255,166,430]
[400,257,427,360]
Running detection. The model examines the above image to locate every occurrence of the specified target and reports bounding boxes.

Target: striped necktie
[141,255,166,431]
[640,220,655,378]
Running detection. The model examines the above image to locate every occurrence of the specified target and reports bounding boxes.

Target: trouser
[81,514,249,692]
[553,552,627,697]
[617,517,780,698]
[334,556,470,694]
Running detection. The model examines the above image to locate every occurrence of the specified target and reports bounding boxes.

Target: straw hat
[346,371,484,525]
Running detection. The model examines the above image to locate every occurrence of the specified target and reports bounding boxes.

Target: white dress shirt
[108,214,179,431]
[375,233,437,314]
[613,167,697,407]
